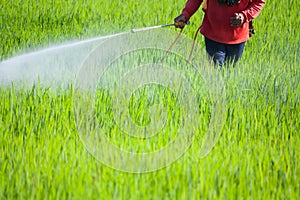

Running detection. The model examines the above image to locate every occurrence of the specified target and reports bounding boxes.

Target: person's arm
[241,0,266,22]
[231,0,265,27]
[182,0,203,21]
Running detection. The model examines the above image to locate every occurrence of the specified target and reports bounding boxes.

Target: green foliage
[1,0,300,199]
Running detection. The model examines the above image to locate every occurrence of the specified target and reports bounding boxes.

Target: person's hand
[174,14,187,29]
[230,13,245,27]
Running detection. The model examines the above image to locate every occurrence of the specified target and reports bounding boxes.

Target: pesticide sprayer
[130,22,188,33]
[130,21,200,62]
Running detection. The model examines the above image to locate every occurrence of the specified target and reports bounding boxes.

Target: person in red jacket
[174,0,265,66]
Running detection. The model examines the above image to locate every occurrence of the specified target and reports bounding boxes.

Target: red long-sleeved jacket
[182,0,265,44]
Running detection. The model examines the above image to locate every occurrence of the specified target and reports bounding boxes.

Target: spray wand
[131,23,176,33]
[130,21,190,33]
[130,21,199,63]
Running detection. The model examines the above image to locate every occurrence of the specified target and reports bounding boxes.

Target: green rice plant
[0,0,299,199]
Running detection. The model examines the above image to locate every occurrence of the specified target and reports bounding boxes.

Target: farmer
[174,0,265,66]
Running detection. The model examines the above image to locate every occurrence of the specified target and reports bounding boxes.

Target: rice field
[1,0,300,199]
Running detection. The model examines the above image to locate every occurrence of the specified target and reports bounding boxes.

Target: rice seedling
[0,0,299,199]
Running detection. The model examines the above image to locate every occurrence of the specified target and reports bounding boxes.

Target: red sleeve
[182,0,203,21]
[241,0,266,22]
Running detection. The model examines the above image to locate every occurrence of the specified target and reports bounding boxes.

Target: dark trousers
[205,37,245,66]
